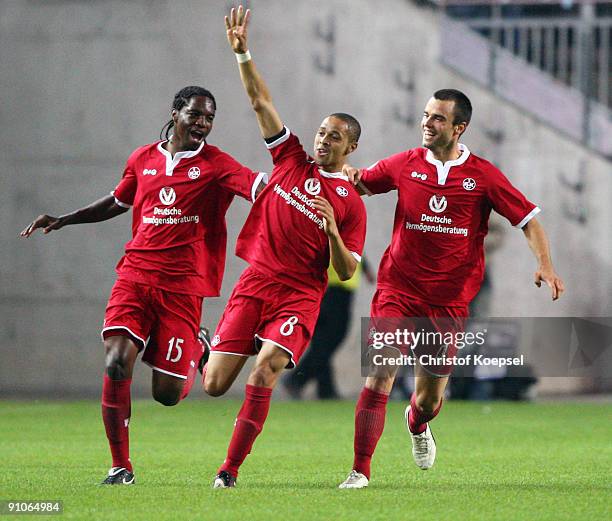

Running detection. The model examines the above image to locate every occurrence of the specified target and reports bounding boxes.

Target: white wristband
[235,50,251,64]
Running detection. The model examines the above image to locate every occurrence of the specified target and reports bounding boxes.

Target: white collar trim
[425,144,470,185]
[318,168,348,181]
[157,138,205,176]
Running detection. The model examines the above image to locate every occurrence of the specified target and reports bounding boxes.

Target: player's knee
[249,362,281,388]
[203,378,229,397]
[104,348,129,379]
[104,336,136,379]
[152,388,181,406]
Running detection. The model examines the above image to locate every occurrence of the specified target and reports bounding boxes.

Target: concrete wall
[1,0,610,398]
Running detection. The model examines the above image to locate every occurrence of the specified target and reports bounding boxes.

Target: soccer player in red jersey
[338,89,565,488]
[205,6,367,488]
[20,86,265,485]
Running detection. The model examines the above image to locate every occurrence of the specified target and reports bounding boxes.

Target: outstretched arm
[522,218,564,300]
[20,194,128,238]
[225,6,283,139]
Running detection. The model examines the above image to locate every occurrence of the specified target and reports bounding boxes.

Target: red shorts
[102,278,203,379]
[211,267,322,368]
[368,289,468,377]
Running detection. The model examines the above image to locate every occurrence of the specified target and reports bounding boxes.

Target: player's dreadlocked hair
[160,86,217,140]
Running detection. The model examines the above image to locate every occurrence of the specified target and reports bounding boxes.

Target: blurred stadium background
[1,0,611,399]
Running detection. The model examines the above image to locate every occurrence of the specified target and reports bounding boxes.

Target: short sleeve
[487,167,540,228]
[215,152,265,202]
[360,156,398,195]
[339,197,367,262]
[265,127,308,169]
[112,153,138,207]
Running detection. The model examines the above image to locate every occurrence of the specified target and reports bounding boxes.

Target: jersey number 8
[280,316,299,337]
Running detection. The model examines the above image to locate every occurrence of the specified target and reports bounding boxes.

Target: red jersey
[361,145,539,307]
[236,128,367,296]
[112,140,262,297]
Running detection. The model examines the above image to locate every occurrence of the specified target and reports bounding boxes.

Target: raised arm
[225,6,283,139]
[20,194,128,238]
[522,217,564,301]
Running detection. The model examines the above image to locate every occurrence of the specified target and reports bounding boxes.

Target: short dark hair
[329,112,361,143]
[433,89,472,126]
[160,86,217,140]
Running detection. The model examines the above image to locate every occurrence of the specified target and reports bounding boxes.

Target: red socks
[182,339,208,401]
[179,360,198,401]
[408,393,443,434]
[101,375,133,472]
[352,387,389,480]
[219,384,273,477]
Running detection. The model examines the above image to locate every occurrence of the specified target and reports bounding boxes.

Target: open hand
[225,5,250,54]
[20,215,63,238]
[342,164,361,185]
[534,266,565,301]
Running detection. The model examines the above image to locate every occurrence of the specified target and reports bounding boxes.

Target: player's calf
[413,392,443,416]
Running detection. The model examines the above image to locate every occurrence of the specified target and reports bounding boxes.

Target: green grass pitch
[0,399,610,520]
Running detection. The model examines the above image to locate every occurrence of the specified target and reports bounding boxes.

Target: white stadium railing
[436,1,612,158]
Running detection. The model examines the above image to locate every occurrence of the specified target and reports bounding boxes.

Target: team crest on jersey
[336,186,348,197]
[159,187,177,206]
[463,178,476,191]
[304,178,321,196]
[143,169,157,176]
[411,171,428,181]
[188,166,201,180]
[429,195,447,213]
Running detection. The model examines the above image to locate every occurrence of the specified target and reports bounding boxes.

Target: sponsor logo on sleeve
[463,178,476,191]
[429,195,447,213]
[188,166,201,180]
[304,178,321,196]
[211,335,221,347]
[143,169,157,176]
[159,187,177,206]
[336,186,349,197]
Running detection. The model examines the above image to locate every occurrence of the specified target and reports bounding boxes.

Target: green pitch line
[0,399,610,521]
